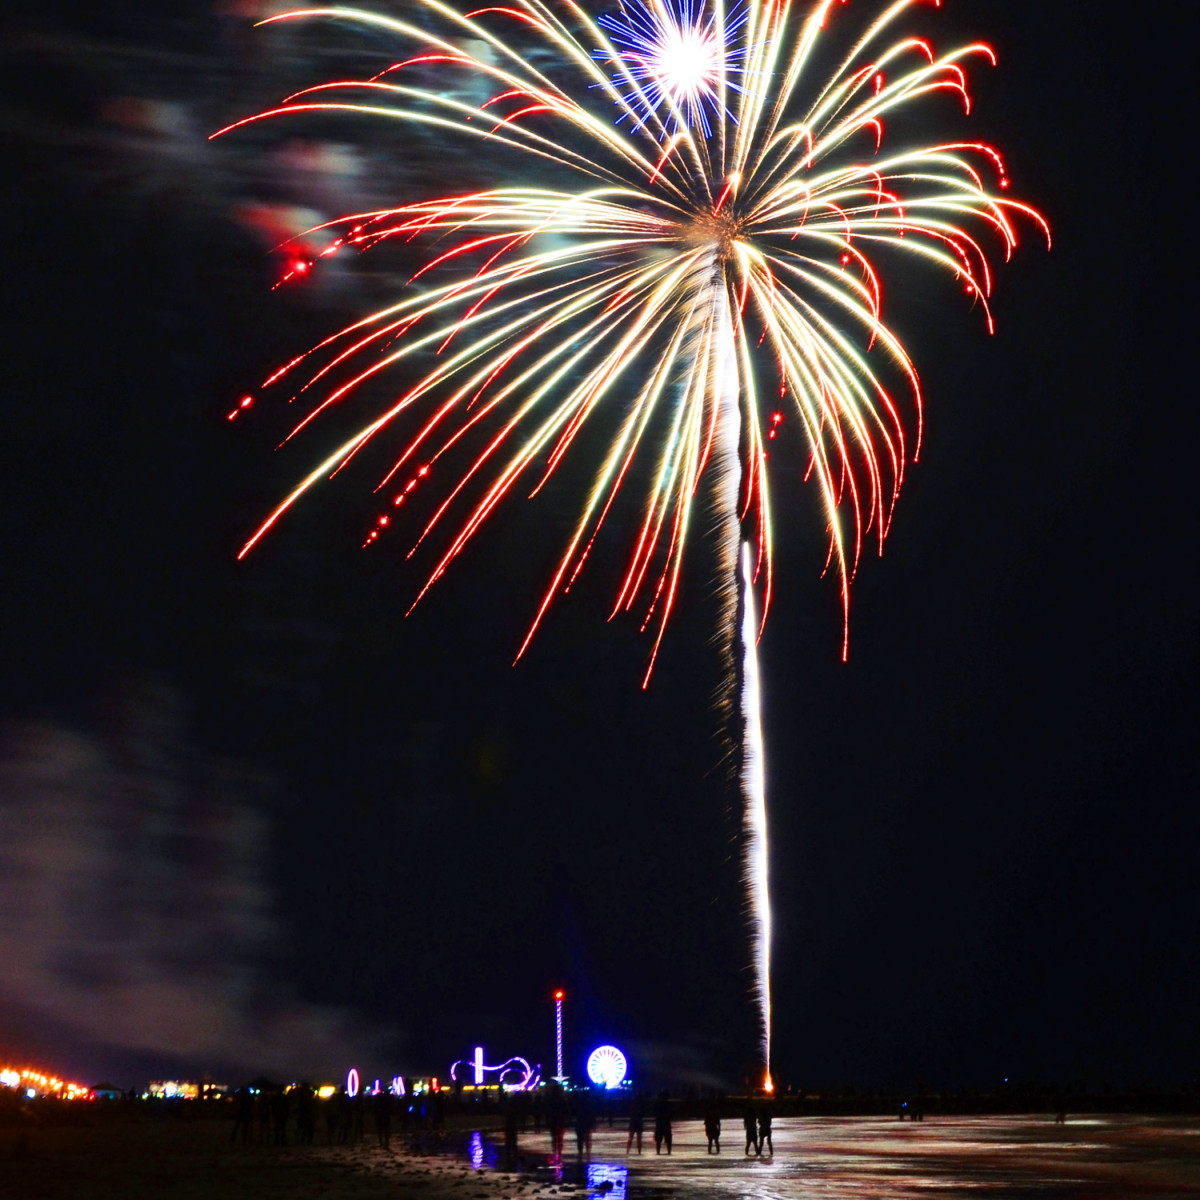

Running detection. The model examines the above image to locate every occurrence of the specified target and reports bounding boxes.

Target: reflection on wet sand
[501,1115,1200,1198]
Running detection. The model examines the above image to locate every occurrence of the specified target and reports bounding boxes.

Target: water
[463,1115,1200,1198]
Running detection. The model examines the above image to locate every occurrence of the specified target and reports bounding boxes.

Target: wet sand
[1,1117,524,1200]
[3,1113,1198,1199]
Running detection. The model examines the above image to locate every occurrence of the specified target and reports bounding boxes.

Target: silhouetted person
[625,1092,645,1155]
[504,1095,520,1163]
[757,1105,773,1155]
[574,1090,596,1157]
[547,1084,566,1158]
[271,1088,290,1146]
[295,1083,317,1145]
[653,1092,672,1155]
[743,1103,759,1155]
[352,1092,366,1144]
[324,1092,341,1144]
[373,1087,393,1148]
[338,1089,353,1143]
[704,1099,721,1153]
[231,1087,254,1144]
[255,1090,271,1144]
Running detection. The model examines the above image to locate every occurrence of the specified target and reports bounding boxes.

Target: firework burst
[216,0,1047,1083]
[596,0,750,135]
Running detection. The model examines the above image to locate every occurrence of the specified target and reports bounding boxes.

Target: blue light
[595,0,749,135]
[588,1162,628,1197]
[586,1045,628,1089]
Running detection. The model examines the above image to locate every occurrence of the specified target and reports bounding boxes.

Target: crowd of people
[229,1083,396,1148]
[226,1083,780,1159]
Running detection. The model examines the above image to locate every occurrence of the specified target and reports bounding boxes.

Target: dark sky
[0,0,1193,1093]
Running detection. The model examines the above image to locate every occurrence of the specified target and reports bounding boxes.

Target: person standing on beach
[547,1083,566,1159]
[757,1105,773,1156]
[256,1089,272,1144]
[743,1103,759,1155]
[295,1083,317,1145]
[704,1098,721,1154]
[373,1086,393,1148]
[231,1087,254,1145]
[574,1089,596,1157]
[352,1091,367,1144]
[625,1092,645,1155]
[503,1094,520,1162]
[653,1092,672,1155]
[324,1090,341,1144]
[274,1088,292,1146]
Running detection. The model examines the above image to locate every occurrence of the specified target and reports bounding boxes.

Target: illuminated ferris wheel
[586,1044,628,1089]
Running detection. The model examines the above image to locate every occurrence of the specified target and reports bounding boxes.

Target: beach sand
[4,1111,1198,1199]
[1,1116,533,1200]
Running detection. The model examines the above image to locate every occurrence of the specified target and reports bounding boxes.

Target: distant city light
[390,1075,406,1097]
[586,1045,628,1089]
[1,1064,93,1100]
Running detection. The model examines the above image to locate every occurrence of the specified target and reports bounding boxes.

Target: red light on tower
[552,989,565,1079]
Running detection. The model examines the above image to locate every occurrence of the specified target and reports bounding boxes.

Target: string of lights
[0,1064,93,1100]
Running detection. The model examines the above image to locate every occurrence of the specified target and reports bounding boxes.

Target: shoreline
[5,1111,1197,1199]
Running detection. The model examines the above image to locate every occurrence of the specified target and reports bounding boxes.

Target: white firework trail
[740,543,772,1081]
[713,279,771,1081]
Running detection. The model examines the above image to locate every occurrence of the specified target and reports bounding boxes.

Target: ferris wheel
[586,1044,628,1089]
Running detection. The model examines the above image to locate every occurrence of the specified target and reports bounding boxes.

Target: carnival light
[449,1048,538,1090]
[586,1045,628,1089]
[554,990,565,1081]
[346,1068,360,1098]
[220,0,1046,1085]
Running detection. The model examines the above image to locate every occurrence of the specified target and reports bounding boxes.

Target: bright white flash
[652,24,719,107]
[597,0,747,134]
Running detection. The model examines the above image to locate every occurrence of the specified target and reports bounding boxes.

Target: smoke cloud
[0,683,383,1081]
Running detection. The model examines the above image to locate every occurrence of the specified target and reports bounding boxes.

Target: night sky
[1,0,1194,1093]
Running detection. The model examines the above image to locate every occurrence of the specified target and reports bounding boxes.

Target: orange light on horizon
[1,1064,93,1100]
